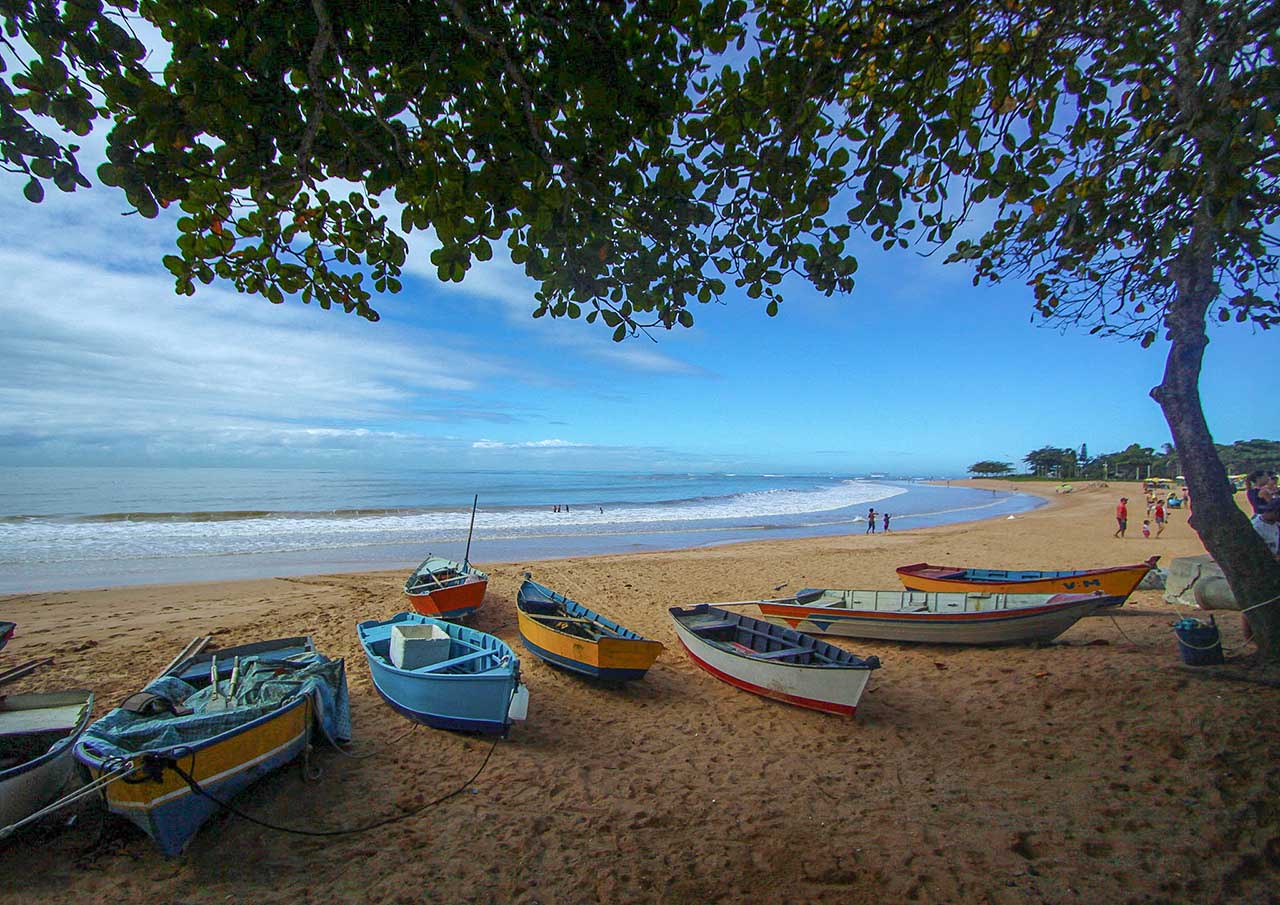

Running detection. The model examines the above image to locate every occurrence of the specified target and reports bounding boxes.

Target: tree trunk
[1152,257,1280,661]
[1151,0,1280,660]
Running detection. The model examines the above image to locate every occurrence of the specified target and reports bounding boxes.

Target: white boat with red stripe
[668,604,880,717]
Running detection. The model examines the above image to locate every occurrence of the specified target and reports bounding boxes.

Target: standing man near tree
[1114,497,1129,539]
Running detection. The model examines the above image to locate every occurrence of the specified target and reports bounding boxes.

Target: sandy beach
[2,479,1276,904]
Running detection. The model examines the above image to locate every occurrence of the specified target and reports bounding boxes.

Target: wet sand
[1,479,1276,904]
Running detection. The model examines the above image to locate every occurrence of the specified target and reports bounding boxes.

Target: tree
[968,460,1013,477]
[1024,445,1077,478]
[4,1,1279,655]
[0,0,733,329]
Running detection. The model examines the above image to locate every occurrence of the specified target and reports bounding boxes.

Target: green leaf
[23,178,44,203]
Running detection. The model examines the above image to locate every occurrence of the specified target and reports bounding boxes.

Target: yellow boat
[896,556,1158,604]
[516,579,663,681]
[75,637,349,855]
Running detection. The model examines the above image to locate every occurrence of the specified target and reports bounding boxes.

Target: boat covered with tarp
[75,637,349,856]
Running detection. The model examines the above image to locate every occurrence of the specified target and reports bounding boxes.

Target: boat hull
[668,606,875,717]
[515,630,659,681]
[0,691,94,829]
[757,591,1104,645]
[896,557,1157,602]
[358,613,523,736]
[515,580,663,681]
[74,637,347,856]
[404,557,488,619]
[79,697,311,856]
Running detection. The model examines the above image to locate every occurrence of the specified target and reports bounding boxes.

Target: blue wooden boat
[516,579,663,681]
[75,636,350,856]
[356,612,528,736]
[0,622,15,652]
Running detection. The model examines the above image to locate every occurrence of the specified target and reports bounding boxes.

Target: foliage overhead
[1,0,740,334]
[4,0,1275,342]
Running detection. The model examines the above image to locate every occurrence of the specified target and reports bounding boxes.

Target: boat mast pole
[463,494,478,568]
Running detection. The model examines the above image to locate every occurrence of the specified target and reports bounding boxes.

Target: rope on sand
[171,733,501,839]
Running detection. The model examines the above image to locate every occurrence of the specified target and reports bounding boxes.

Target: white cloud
[471,438,586,450]
[0,240,516,463]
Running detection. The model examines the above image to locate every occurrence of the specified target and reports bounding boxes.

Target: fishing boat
[0,690,94,832]
[668,604,880,717]
[0,622,15,651]
[404,495,488,620]
[404,556,489,620]
[74,636,350,856]
[756,588,1106,645]
[357,612,528,735]
[895,556,1158,604]
[516,578,663,681]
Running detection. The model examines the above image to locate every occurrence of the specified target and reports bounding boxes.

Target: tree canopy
[968,460,1013,477]
[5,0,1279,653]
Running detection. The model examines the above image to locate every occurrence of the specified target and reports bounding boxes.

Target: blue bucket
[1173,617,1224,666]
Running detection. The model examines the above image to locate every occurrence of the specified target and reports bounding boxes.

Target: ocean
[0,467,1043,593]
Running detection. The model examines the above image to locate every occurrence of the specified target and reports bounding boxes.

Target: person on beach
[1250,501,1280,557]
[1245,470,1278,514]
[883,512,891,532]
[1142,519,1151,539]
[1154,499,1167,537]
[866,508,876,534]
[1114,497,1128,538]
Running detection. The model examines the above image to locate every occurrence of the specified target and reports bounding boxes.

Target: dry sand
[2,479,1277,904]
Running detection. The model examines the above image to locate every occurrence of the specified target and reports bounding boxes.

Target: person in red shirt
[1154,499,1167,537]
[1114,497,1129,538]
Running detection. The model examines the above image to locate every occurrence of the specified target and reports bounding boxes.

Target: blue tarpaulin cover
[82,655,351,758]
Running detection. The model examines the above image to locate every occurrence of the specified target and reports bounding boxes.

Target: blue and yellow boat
[516,579,664,682]
[74,637,350,856]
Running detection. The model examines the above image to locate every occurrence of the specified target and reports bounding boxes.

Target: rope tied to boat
[166,733,501,839]
[0,760,140,841]
[1240,591,1280,615]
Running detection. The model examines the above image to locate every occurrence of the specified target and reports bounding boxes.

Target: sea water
[0,467,1043,593]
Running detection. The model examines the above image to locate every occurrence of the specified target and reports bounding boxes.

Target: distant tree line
[969,439,1280,481]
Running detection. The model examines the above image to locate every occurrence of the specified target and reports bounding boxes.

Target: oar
[158,635,211,679]
[698,599,787,608]
[462,494,478,570]
[0,657,53,687]
[526,613,596,624]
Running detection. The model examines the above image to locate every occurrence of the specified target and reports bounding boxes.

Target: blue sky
[0,158,1269,476]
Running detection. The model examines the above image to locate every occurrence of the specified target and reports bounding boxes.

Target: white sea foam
[0,481,907,564]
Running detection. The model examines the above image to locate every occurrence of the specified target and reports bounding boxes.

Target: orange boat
[404,555,488,619]
[896,556,1158,605]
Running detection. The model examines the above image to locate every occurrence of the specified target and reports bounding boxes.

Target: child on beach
[1142,519,1151,539]
[1114,497,1128,538]
[1154,499,1166,537]
[866,508,876,534]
